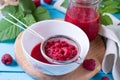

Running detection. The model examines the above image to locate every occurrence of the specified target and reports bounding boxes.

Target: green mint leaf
[0,0,38,42]
[1,5,17,16]
[33,7,51,21]
[100,15,113,25]
[99,0,120,25]
[22,14,36,26]
[1,4,24,21]
[0,6,24,41]
[104,1,118,6]
[0,22,21,41]
[100,1,119,13]
[104,2,119,13]
[0,19,12,31]
[19,0,36,14]
[61,0,69,8]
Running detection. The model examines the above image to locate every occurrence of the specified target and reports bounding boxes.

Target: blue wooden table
[0,0,119,80]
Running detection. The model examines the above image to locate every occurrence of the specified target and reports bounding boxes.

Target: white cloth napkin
[99,13,120,80]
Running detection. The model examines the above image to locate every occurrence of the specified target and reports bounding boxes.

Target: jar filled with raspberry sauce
[65,0,100,41]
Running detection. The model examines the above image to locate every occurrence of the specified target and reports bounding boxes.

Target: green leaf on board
[100,1,119,14]
[0,22,21,41]
[99,0,120,25]
[33,7,51,21]
[1,5,17,16]
[0,0,51,41]
[0,19,12,32]
[19,0,36,14]
[22,14,36,26]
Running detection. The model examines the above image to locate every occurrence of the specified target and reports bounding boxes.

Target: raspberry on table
[101,76,110,80]
[43,0,53,4]
[1,53,13,65]
[82,59,96,71]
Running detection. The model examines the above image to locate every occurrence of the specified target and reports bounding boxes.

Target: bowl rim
[21,20,90,66]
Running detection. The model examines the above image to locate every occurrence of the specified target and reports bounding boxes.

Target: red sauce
[31,43,51,64]
[65,7,100,41]
[31,40,78,63]
[45,40,78,61]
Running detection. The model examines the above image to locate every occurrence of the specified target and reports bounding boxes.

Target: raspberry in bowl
[41,35,80,64]
[21,20,89,75]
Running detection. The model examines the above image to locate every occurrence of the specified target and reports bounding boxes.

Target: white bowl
[21,20,89,76]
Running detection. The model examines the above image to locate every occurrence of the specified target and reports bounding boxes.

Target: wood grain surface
[14,32,105,80]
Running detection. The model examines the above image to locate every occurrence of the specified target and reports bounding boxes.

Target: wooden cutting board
[14,32,105,80]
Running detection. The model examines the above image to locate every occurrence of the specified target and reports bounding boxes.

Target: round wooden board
[14,32,105,80]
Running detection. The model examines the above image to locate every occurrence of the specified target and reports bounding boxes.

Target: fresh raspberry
[82,59,96,71]
[101,76,110,80]
[1,54,13,65]
[32,0,41,7]
[43,0,53,4]
[45,40,77,61]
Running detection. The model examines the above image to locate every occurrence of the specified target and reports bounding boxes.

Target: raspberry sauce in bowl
[31,43,51,64]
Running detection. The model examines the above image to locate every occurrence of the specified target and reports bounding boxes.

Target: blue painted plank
[41,0,65,19]
[90,70,114,80]
[0,42,23,71]
[0,73,34,80]
[113,14,120,19]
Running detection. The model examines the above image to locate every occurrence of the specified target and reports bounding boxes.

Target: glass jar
[65,0,100,41]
